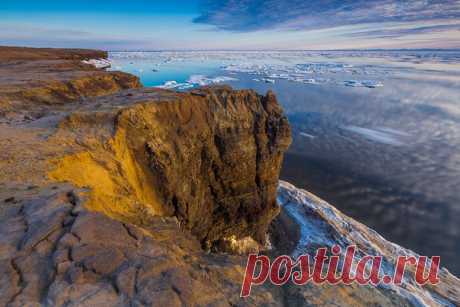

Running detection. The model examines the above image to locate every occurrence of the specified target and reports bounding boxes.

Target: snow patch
[342,125,407,146]
[82,59,111,69]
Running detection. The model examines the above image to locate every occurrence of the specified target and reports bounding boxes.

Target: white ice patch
[156,75,237,91]
[156,81,194,90]
[342,125,406,146]
[187,75,238,86]
[300,132,316,139]
[82,59,111,69]
[343,80,384,88]
[262,78,275,84]
[110,52,391,89]
[222,61,384,88]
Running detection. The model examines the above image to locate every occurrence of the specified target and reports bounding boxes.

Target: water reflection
[241,71,460,276]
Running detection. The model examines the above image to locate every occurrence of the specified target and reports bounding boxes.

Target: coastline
[0,46,459,306]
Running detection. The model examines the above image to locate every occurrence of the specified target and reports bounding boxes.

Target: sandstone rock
[0,46,107,61]
[0,46,141,119]
[48,86,291,249]
[0,185,282,306]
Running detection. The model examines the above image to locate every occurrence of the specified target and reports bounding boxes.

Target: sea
[109,50,460,276]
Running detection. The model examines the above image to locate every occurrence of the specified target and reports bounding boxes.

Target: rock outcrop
[0,185,284,306]
[49,86,292,248]
[1,46,459,306]
[0,46,291,250]
[0,47,141,116]
[276,181,460,306]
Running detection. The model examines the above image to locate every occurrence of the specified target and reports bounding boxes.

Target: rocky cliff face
[0,47,141,117]
[0,47,291,250]
[49,87,291,248]
[0,47,459,306]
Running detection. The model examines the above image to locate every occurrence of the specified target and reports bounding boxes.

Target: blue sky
[1,0,459,50]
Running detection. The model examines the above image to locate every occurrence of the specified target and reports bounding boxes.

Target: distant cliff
[0,47,458,306]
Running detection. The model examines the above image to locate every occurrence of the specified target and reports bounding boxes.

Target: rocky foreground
[0,47,459,306]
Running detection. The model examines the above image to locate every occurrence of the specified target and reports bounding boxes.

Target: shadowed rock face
[117,88,291,246]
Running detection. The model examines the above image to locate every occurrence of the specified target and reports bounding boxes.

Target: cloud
[194,0,460,32]
[348,23,460,39]
[0,24,151,50]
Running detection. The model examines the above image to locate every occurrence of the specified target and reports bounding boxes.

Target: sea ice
[156,81,194,90]
[342,125,405,146]
[156,75,238,90]
[262,78,275,84]
[343,80,384,88]
[109,51,399,89]
[300,132,316,139]
[187,75,238,86]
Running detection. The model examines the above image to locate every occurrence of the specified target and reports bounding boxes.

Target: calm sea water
[110,50,460,276]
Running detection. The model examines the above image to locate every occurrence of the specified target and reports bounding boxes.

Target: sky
[1,0,460,50]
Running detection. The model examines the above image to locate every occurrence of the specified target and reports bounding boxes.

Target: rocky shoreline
[0,47,459,306]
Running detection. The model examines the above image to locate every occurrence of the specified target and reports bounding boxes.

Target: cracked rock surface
[0,185,282,306]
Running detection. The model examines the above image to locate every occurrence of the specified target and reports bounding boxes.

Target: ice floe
[342,126,408,146]
[156,75,238,90]
[156,81,194,90]
[222,62,384,88]
[109,51,399,89]
[187,75,238,86]
[343,80,384,88]
[262,78,275,84]
[300,132,316,139]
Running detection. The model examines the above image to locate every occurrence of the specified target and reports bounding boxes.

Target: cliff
[0,47,140,115]
[47,86,291,248]
[0,47,458,306]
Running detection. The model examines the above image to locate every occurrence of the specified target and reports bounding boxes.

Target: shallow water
[110,50,460,276]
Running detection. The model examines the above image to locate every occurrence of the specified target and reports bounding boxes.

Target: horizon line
[109,48,460,52]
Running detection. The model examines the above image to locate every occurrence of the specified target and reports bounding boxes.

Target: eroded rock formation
[0,46,140,115]
[49,86,292,248]
[0,47,291,250]
[0,185,283,306]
